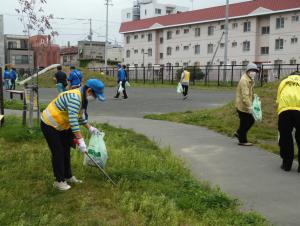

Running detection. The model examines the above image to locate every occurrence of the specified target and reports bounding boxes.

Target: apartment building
[122,0,188,22]
[107,45,123,63]
[0,15,5,67]
[120,0,300,67]
[4,35,34,72]
[60,46,79,67]
[78,41,105,61]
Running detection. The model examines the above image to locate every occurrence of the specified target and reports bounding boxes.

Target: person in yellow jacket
[234,63,259,146]
[41,79,106,191]
[276,71,300,172]
[180,67,190,100]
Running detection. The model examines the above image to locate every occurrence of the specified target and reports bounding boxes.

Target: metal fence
[89,64,300,87]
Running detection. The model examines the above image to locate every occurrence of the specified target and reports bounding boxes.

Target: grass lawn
[4,99,47,111]
[0,116,267,225]
[145,81,281,155]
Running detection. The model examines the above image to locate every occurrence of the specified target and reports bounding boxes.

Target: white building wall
[123,10,300,67]
[0,15,5,67]
[121,8,133,22]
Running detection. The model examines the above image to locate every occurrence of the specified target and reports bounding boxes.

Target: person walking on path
[276,71,300,172]
[114,64,128,99]
[234,63,259,146]
[41,79,106,191]
[68,66,83,89]
[180,67,190,100]
[54,65,68,93]
[10,68,17,90]
[3,66,11,90]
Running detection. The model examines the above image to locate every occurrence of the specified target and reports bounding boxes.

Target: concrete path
[90,115,299,226]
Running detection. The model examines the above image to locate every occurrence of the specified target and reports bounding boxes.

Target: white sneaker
[53,181,71,191]
[66,176,82,184]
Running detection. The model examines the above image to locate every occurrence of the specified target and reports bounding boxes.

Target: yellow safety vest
[182,70,190,83]
[41,89,83,131]
[277,75,300,115]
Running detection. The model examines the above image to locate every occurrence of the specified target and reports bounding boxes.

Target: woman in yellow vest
[41,79,106,191]
[180,67,190,100]
[277,71,300,172]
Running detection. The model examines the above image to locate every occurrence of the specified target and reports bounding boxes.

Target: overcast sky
[1,0,246,46]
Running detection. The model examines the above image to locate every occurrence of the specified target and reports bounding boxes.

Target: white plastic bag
[84,132,108,168]
[252,94,262,122]
[125,81,131,87]
[177,82,183,94]
[118,81,124,93]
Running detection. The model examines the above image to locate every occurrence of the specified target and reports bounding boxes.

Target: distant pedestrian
[114,64,128,99]
[234,63,259,146]
[10,68,17,90]
[276,71,300,172]
[3,66,11,90]
[54,65,68,93]
[180,67,190,99]
[68,66,83,89]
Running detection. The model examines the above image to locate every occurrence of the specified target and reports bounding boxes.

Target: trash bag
[125,81,131,87]
[84,132,108,168]
[177,83,183,94]
[118,81,124,93]
[252,94,262,122]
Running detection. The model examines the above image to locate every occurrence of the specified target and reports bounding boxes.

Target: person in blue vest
[114,64,128,99]
[67,66,83,89]
[3,66,11,90]
[10,68,17,90]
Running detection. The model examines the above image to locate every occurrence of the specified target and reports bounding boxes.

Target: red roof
[120,0,300,33]
[60,46,78,55]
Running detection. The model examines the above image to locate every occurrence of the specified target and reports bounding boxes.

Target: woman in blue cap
[41,79,106,191]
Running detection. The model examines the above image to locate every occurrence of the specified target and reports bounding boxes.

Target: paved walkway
[90,115,299,226]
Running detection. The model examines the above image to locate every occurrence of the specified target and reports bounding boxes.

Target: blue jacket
[10,70,17,80]
[118,68,126,82]
[68,69,83,87]
[4,69,10,79]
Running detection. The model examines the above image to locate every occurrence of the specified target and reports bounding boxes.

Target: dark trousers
[10,79,16,90]
[278,110,300,169]
[115,81,128,98]
[237,110,255,143]
[41,121,74,182]
[182,84,189,96]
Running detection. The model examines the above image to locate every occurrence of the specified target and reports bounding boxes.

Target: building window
[183,46,189,51]
[176,29,180,35]
[274,60,283,65]
[148,33,152,42]
[145,10,147,15]
[261,47,269,55]
[63,56,68,63]
[207,44,213,54]
[160,53,163,59]
[232,23,238,29]
[243,41,250,51]
[148,48,152,56]
[167,47,172,56]
[126,36,130,44]
[183,62,189,67]
[275,38,284,50]
[232,41,237,48]
[220,24,225,30]
[292,15,299,22]
[220,43,225,48]
[261,26,270,35]
[194,45,200,55]
[242,60,249,66]
[175,62,179,67]
[126,13,131,19]
[184,29,189,34]
[291,37,298,44]
[243,21,251,32]
[195,28,201,37]
[155,8,162,14]
[167,31,172,40]
[8,41,17,49]
[160,37,164,44]
[126,50,130,58]
[15,55,29,64]
[276,17,284,29]
[141,49,144,54]
[208,26,214,36]
[134,49,138,54]
[134,35,138,40]
[231,61,237,65]
[290,59,297,65]
[141,34,145,39]
[175,46,180,51]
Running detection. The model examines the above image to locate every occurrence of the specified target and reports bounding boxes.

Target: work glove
[89,126,100,135]
[77,138,87,153]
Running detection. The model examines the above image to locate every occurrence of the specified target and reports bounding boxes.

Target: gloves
[77,138,87,153]
[89,126,100,135]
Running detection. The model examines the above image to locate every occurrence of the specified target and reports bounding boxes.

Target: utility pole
[223,0,229,83]
[104,0,113,69]
[89,18,93,43]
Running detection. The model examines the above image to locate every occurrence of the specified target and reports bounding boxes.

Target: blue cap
[86,79,106,101]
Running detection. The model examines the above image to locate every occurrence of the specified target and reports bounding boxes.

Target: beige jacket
[235,74,254,113]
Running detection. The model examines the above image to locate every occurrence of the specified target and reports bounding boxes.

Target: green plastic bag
[252,94,262,122]
[84,132,108,168]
